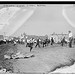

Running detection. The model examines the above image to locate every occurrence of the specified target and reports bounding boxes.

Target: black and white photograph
[0,2,75,74]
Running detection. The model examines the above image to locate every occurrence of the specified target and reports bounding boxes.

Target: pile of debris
[3,52,35,73]
[4,52,35,60]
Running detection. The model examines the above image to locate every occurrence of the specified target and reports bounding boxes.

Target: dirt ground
[50,63,75,74]
[12,44,75,74]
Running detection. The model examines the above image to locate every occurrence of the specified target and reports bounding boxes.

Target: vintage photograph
[0,3,75,74]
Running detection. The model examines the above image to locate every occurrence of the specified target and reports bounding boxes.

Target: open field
[0,43,75,74]
[11,44,75,74]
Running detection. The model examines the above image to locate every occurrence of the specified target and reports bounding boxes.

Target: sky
[0,4,75,37]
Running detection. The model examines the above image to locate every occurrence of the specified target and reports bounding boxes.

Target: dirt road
[12,44,75,74]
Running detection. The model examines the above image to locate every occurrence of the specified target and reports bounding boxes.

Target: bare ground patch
[11,44,75,74]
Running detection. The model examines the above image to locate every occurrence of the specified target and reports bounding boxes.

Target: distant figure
[74,38,75,45]
[35,38,40,48]
[61,37,67,46]
[50,37,54,45]
[26,38,34,52]
[13,41,17,46]
[0,40,6,45]
[68,31,73,48]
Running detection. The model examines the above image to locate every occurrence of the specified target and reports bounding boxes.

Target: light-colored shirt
[69,32,73,38]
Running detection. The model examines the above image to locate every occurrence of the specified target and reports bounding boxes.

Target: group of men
[0,30,74,52]
[25,30,74,52]
[25,37,51,52]
[48,30,74,48]
[60,31,73,48]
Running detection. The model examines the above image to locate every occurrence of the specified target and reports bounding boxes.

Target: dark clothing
[26,42,33,52]
[35,43,40,48]
[61,37,66,46]
[37,39,40,44]
[74,38,75,45]
[42,40,46,47]
[69,37,73,48]
[0,40,6,45]
[35,39,40,48]
[51,37,54,45]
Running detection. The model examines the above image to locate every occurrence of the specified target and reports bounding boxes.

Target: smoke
[62,6,75,28]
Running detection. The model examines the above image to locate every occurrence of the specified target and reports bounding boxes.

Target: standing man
[51,37,54,45]
[50,34,54,45]
[35,38,40,48]
[68,31,73,48]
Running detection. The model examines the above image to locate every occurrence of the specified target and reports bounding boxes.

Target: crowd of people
[0,31,75,73]
[0,30,74,74]
[0,31,75,52]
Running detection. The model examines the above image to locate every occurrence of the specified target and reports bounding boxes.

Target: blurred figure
[74,38,75,45]
[50,37,54,45]
[61,36,67,46]
[68,31,73,48]
[35,38,40,48]
[26,38,34,52]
